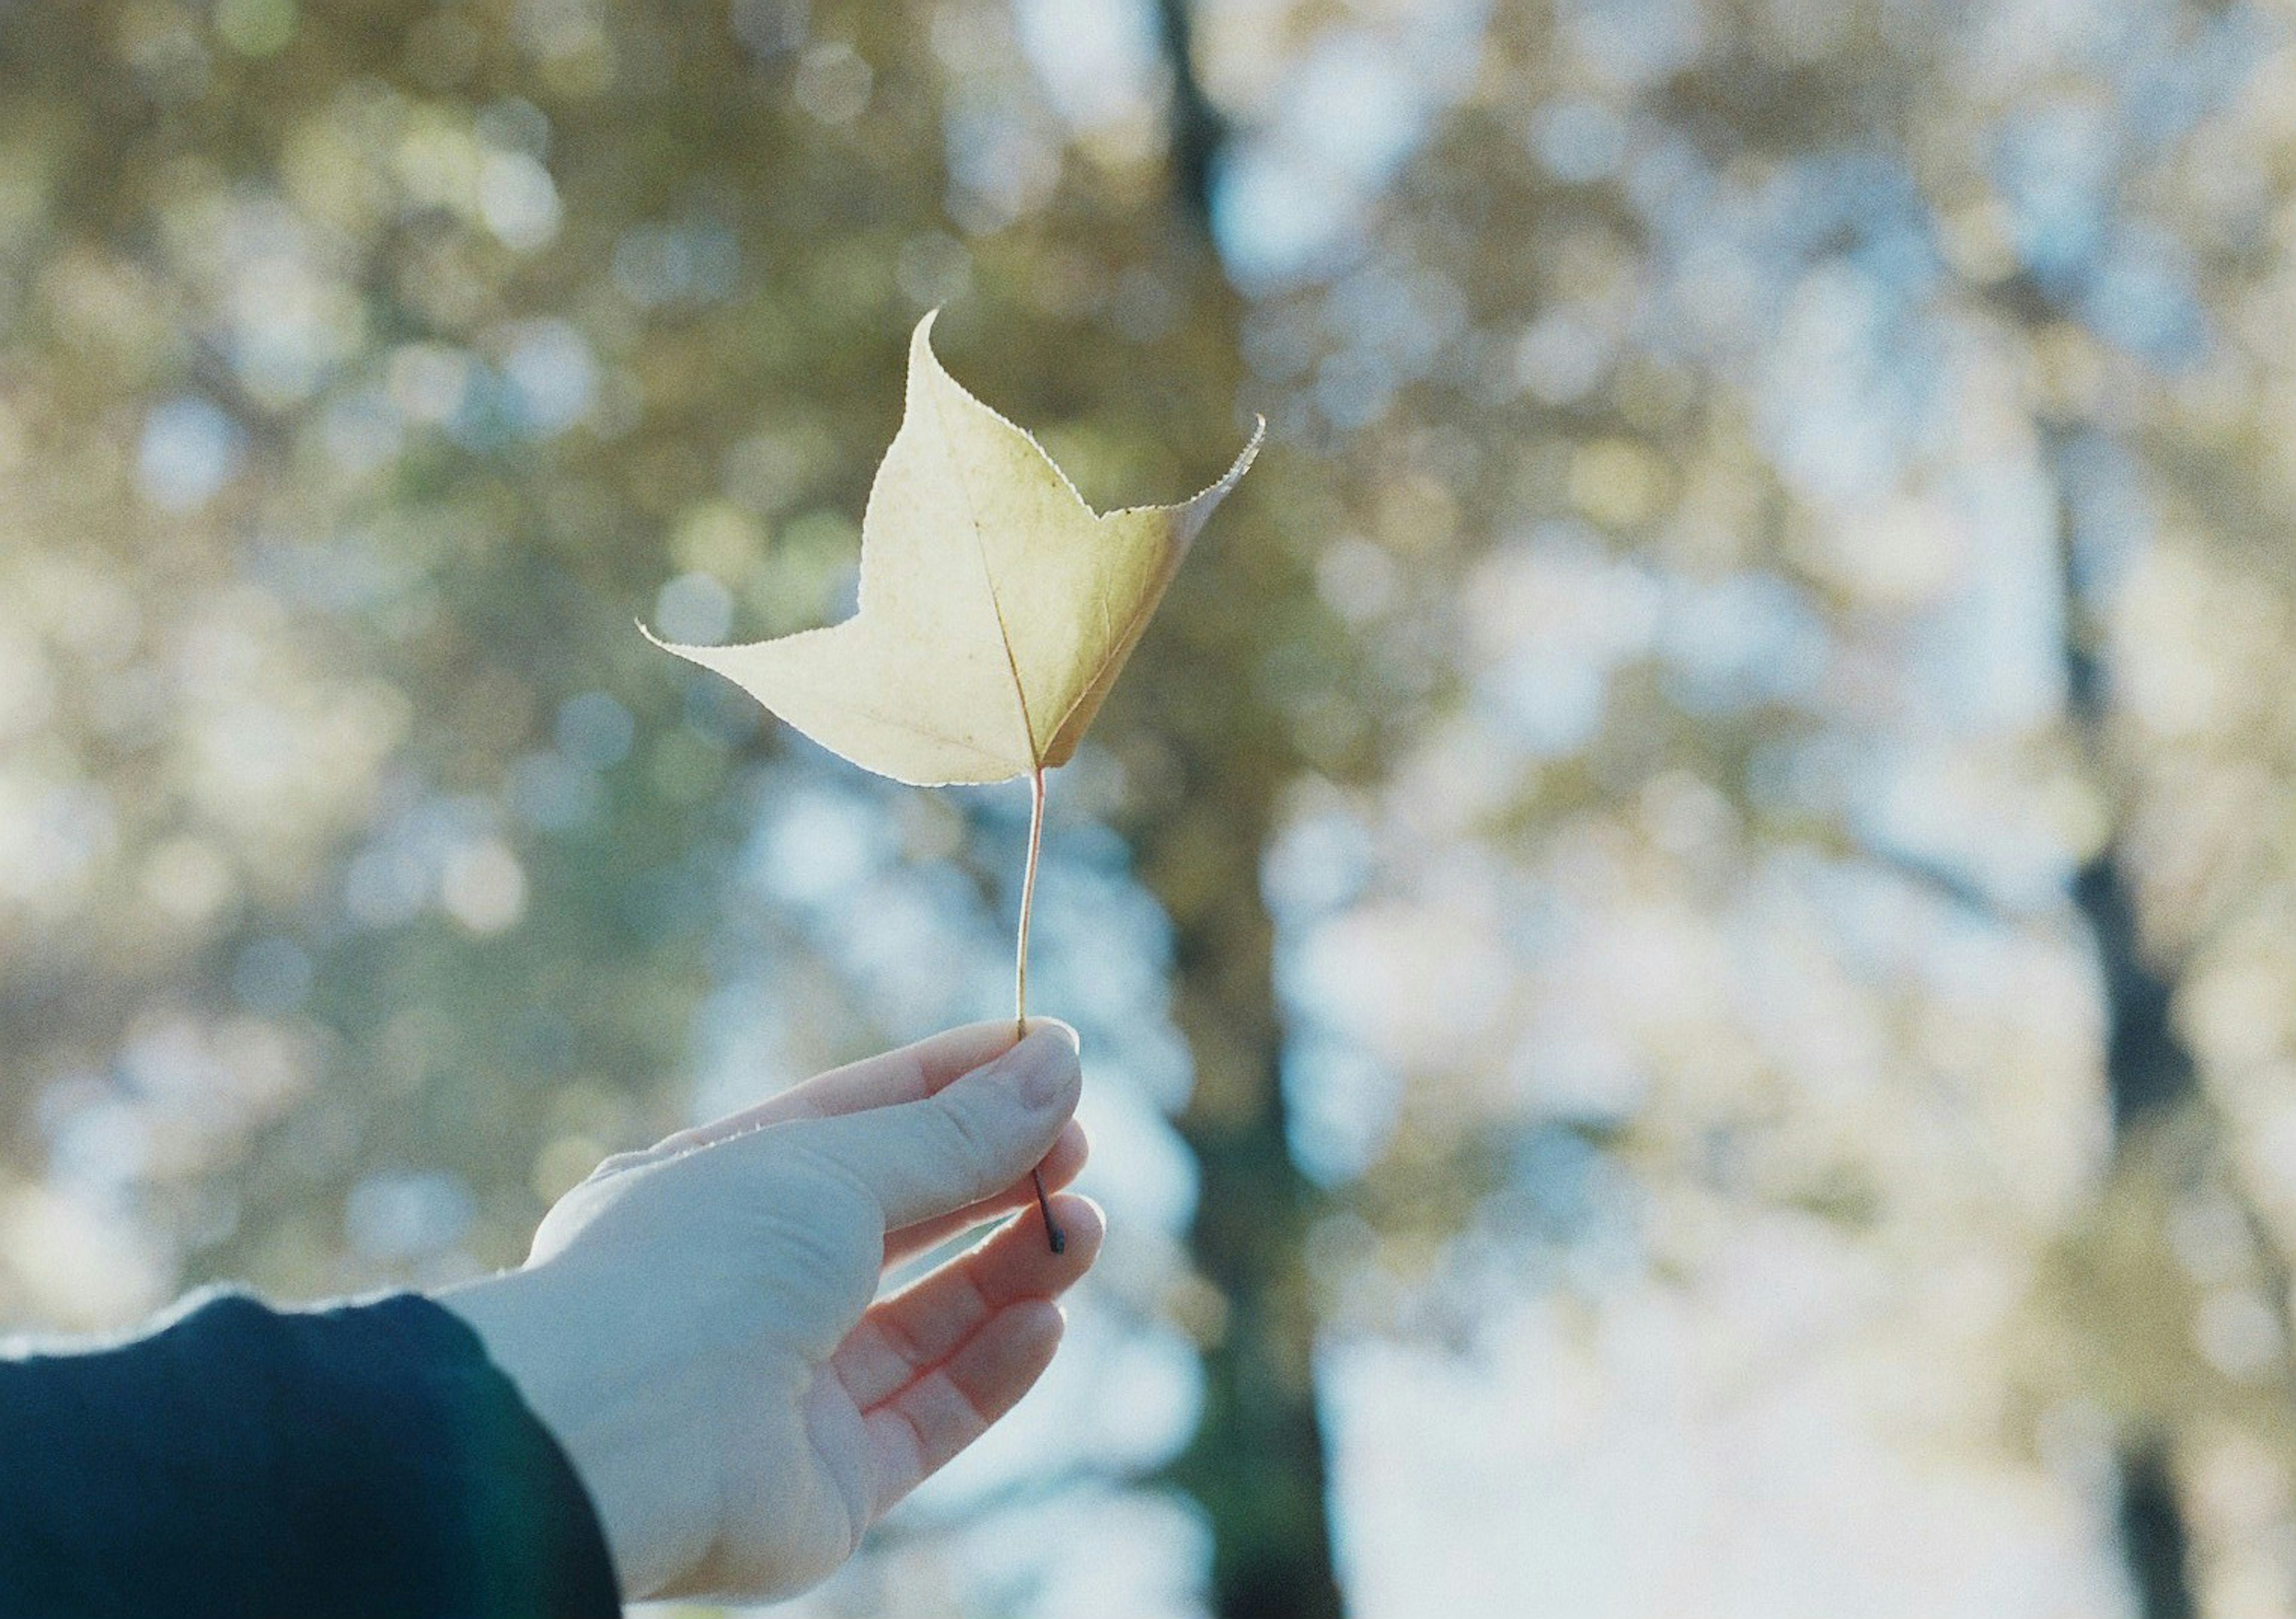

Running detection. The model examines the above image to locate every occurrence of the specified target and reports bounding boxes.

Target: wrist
[439,1264,691,1599]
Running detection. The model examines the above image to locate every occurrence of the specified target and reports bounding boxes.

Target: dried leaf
[647,313,1260,786]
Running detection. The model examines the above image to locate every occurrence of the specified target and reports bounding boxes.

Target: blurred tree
[7,1,2296,1615]
[0,0,1360,1610]
[1122,11,1347,1617]
[1220,1,2296,1614]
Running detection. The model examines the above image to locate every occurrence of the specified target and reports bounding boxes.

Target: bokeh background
[0,0,2290,1614]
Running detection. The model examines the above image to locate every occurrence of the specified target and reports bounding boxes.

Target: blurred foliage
[7,0,2296,1615]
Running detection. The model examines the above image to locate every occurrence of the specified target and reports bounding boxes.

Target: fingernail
[1006,1028,1071,1108]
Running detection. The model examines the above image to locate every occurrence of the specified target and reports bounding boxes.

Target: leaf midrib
[926,380,1041,769]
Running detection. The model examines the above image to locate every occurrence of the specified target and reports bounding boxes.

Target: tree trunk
[2073,835,2204,1619]
[1138,6,1349,1616]
[2117,1437,2200,1619]
[1153,798,1347,1619]
[2054,435,2204,1619]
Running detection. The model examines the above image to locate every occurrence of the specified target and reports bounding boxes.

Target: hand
[439,1020,1100,1603]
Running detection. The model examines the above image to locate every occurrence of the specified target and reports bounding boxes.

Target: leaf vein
[924,380,1040,767]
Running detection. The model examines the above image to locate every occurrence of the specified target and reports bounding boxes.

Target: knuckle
[588,1148,658,1180]
[932,1090,1003,1172]
[755,1193,878,1303]
[771,1140,883,1224]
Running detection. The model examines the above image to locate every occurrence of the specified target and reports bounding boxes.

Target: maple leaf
[645,311,1260,787]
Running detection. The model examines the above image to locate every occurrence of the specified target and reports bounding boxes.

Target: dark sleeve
[0,1288,621,1619]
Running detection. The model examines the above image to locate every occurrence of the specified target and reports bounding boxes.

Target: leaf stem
[1016,763,1063,1253]
[1016,763,1042,1039]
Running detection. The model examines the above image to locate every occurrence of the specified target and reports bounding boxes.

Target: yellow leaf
[646,312,1261,786]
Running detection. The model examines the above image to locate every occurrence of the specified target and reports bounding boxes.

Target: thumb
[773,1024,1082,1230]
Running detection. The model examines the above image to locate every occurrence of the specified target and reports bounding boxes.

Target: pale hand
[441,1021,1099,1603]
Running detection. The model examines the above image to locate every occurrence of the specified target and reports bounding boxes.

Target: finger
[644,1019,1070,1160]
[838,1192,1103,1408]
[768,1024,1080,1230]
[883,1119,1088,1267]
[864,1299,1065,1516]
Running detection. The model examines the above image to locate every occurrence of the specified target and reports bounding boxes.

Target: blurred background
[0,0,2288,1614]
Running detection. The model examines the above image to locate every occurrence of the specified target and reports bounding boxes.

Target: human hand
[440,1020,1100,1603]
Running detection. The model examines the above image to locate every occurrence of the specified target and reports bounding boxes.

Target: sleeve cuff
[285,1290,625,1618]
[0,1287,623,1618]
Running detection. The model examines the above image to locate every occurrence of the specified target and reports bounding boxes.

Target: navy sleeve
[0,1288,621,1618]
